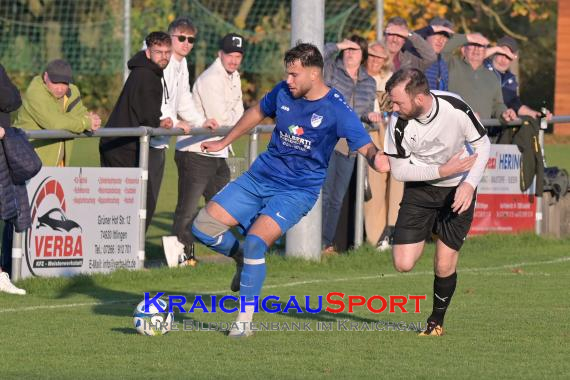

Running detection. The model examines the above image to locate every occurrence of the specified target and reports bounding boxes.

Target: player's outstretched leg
[228,234,268,338]
[191,207,243,291]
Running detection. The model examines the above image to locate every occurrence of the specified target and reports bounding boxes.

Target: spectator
[0,64,21,129]
[366,41,393,95]
[0,66,26,295]
[99,31,172,168]
[147,18,218,240]
[484,36,552,119]
[446,33,517,126]
[99,31,172,230]
[383,16,437,72]
[416,18,456,90]
[163,31,245,268]
[321,35,379,253]
[14,59,101,166]
[363,41,403,250]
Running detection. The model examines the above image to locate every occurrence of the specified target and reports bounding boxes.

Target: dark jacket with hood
[0,64,22,128]
[99,50,164,154]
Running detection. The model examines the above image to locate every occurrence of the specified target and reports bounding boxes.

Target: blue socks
[240,234,268,302]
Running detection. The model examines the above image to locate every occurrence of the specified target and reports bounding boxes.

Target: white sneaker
[228,321,254,338]
[228,304,254,338]
[0,272,26,295]
[376,237,392,252]
[162,236,184,268]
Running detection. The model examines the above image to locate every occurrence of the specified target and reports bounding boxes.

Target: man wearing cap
[444,30,517,128]
[484,36,551,119]
[416,18,457,90]
[162,33,245,269]
[15,59,101,166]
[417,18,494,92]
[383,17,436,72]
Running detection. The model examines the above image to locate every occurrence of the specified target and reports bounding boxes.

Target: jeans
[321,150,356,247]
[172,151,230,247]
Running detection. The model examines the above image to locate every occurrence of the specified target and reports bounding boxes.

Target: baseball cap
[45,59,73,84]
[497,35,519,54]
[220,33,245,54]
[429,17,454,38]
[430,17,454,29]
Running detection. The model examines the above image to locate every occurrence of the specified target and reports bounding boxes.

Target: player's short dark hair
[284,42,324,69]
[385,68,430,96]
[339,35,368,64]
[145,31,172,48]
[168,17,197,35]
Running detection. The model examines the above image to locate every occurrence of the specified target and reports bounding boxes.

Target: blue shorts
[212,171,318,235]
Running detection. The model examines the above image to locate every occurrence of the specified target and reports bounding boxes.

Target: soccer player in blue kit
[191,43,390,337]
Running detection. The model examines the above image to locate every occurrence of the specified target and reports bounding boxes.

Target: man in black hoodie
[99,31,172,168]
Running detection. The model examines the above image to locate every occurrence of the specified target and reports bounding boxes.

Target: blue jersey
[249,81,371,195]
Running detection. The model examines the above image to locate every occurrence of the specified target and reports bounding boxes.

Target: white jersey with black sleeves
[384,91,491,188]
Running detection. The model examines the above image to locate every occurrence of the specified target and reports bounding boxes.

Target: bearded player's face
[285,60,314,99]
[389,83,423,120]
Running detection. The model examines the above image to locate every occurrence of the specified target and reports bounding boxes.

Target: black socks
[428,272,457,326]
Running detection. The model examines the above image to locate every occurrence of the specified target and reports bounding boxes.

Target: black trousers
[172,151,230,247]
[1,222,13,275]
[99,145,139,168]
[146,147,166,231]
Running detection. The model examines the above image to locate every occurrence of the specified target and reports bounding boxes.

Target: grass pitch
[1,138,568,378]
[1,234,569,379]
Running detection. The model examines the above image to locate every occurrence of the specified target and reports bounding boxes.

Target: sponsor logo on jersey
[280,105,290,112]
[288,125,304,136]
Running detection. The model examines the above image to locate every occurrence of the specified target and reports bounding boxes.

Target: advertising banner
[471,144,536,235]
[22,167,142,279]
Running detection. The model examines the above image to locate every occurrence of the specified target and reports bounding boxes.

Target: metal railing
[10,115,570,280]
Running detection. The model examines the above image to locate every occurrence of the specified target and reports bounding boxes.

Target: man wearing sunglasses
[158,18,221,267]
[164,32,245,270]
[484,36,552,120]
[445,32,517,134]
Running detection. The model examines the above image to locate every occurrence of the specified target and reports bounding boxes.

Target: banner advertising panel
[22,167,142,279]
[470,144,536,235]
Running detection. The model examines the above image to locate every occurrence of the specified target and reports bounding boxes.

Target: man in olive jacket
[14,59,101,166]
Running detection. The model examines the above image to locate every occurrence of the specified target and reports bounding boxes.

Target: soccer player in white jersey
[384,68,491,336]
[191,43,390,338]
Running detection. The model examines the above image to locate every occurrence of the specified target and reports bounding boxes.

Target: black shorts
[393,182,476,251]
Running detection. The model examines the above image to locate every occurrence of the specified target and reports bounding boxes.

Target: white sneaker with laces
[0,272,26,295]
[376,237,392,252]
[162,236,185,268]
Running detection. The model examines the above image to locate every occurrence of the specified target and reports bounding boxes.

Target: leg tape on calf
[240,235,268,301]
